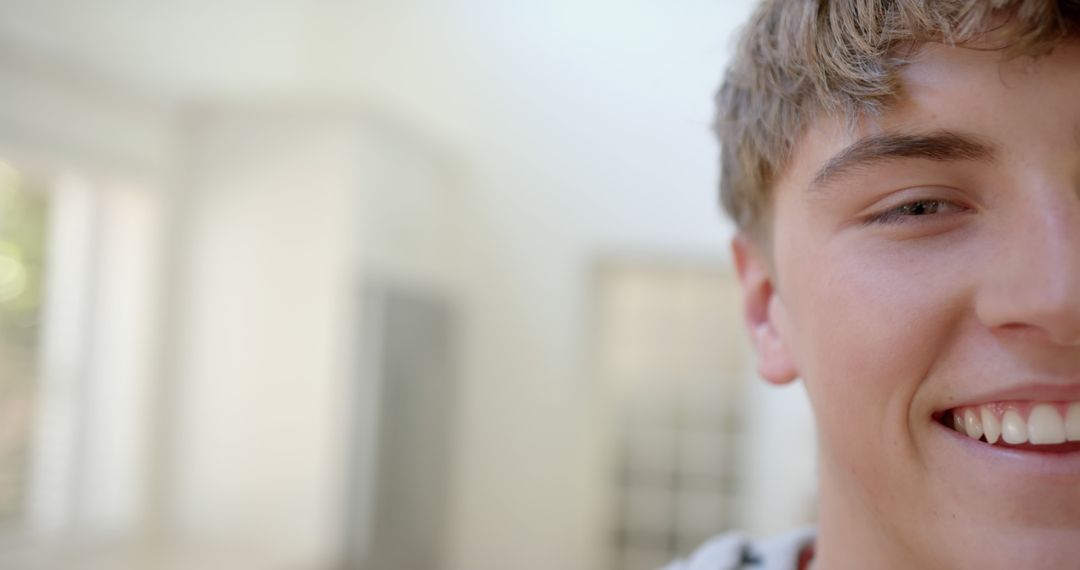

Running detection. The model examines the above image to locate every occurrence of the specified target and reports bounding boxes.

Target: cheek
[784,242,973,461]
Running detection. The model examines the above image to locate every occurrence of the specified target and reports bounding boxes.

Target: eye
[863,199,968,225]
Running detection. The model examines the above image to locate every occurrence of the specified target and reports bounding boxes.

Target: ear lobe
[732,235,799,385]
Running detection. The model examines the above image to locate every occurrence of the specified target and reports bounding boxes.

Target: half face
[740,40,1080,569]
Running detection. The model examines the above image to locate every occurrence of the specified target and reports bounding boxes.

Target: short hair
[716,0,1080,242]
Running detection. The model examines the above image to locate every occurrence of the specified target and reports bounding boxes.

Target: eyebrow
[810,129,997,192]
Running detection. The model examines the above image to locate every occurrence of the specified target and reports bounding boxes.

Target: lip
[935,382,1080,412]
[932,418,1080,483]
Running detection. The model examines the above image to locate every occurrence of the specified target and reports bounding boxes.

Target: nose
[975,195,1080,347]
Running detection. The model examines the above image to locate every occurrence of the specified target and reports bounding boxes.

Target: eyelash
[863,199,966,225]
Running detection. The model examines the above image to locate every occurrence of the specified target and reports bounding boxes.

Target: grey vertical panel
[344,284,457,570]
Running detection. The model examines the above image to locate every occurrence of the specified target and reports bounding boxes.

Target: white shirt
[662,527,816,570]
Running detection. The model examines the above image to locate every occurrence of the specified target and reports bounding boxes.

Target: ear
[732,234,799,385]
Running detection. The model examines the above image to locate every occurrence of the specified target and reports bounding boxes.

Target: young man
[668,1,1080,569]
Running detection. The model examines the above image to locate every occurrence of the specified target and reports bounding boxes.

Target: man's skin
[734,39,1080,569]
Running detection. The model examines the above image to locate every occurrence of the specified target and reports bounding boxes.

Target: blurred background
[0,1,816,569]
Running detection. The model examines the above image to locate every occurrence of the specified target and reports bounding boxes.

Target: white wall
[0,45,176,177]
[166,108,362,566]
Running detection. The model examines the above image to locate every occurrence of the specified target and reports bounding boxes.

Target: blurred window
[593,262,750,570]
[0,162,48,528]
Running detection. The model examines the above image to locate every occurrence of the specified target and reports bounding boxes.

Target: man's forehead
[780,40,1080,196]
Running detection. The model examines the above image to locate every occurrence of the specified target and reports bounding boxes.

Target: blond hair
[716,0,1080,241]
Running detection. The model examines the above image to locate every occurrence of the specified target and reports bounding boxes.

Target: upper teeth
[950,402,1080,445]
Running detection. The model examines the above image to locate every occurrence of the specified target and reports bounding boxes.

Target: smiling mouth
[938,402,1080,452]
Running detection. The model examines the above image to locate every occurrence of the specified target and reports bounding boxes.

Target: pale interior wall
[357,114,609,570]
[0,46,176,176]
[166,108,362,566]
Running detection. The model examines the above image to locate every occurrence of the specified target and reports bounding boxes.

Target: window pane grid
[594,263,748,570]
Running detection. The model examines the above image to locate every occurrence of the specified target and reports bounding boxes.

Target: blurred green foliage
[0,162,48,347]
[0,161,47,525]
